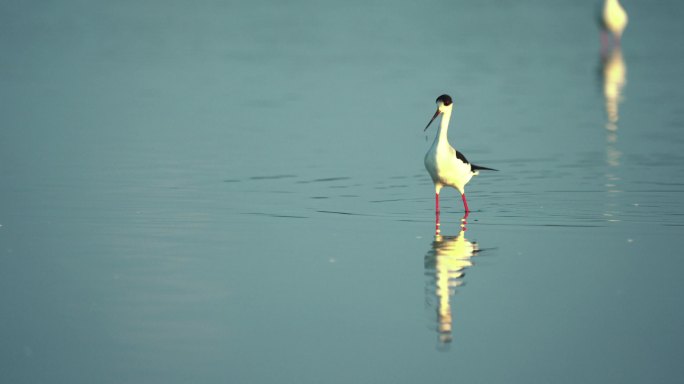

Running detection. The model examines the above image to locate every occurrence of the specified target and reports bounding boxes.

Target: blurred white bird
[600,0,628,49]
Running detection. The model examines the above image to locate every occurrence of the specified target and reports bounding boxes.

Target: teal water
[2,1,684,383]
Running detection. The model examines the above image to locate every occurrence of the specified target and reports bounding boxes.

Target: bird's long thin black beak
[424,109,441,131]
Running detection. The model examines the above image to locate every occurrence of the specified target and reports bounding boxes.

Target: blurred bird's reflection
[424,216,478,349]
[602,46,627,133]
[601,48,626,223]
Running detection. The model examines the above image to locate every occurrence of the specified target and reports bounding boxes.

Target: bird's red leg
[600,30,609,56]
[435,192,441,235]
[461,193,470,216]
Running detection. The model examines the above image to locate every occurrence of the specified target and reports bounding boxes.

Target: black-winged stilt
[600,0,628,50]
[423,94,497,235]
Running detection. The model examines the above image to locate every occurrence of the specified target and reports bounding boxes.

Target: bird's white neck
[605,0,621,11]
[433,108,452,147]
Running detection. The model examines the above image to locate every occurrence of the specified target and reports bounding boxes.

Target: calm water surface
[2,0,684,383]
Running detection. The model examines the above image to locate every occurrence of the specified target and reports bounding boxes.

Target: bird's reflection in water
[600,44,627,222]
[602,45,627,133]
[424,215,479,349]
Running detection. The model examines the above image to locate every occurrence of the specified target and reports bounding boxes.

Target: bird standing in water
[600,0,628,50]
[424,94,496,235]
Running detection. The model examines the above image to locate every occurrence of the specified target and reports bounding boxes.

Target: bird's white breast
[424,142,473,193]
[604,0,628,36]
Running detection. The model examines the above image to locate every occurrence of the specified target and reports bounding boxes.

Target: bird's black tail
[472,164,498,171]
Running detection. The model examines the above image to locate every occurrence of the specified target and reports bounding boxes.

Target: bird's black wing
[596,1,606,30]
[456,150,498,171]
[472,164,498,171]
[455,150,470,165]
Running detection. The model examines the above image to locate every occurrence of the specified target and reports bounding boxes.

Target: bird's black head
[436,94,453,106]
[424,94,454,131]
